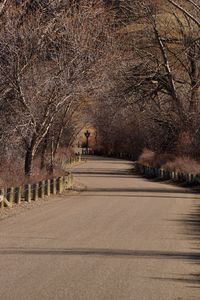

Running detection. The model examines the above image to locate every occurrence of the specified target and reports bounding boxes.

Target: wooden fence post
[7,187,14,207]
[39,181,45,198]
[32,183,39,201]
[65,174,73,189]
[14,186,22,204]
[45,179,51,196]
[51,178,57,195]
[191,174,194,183]
[63,175,68,190]
[57,177,63,194]
[0,188,4,209]
[25,184,31,202]
[50,178,56,195]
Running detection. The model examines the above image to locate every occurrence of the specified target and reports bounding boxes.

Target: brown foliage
[138,149,200,174]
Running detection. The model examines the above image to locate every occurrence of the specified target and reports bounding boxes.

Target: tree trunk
[49,137,54,174]
[24,134,37,177]
[40,134,48,170]
[188,44,199,112]
[24,146,34,177]
[53,127,64,158]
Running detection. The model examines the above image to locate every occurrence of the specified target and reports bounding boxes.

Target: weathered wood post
[0,188,4,209]
[144,166,147,176]
[39,180,45,198]
[177,172,181,181]
[50,178,57,195]
[69,173,73,189]
[65,174,73,189]
[63,175,67,190]
[14,186,22,204]
[191,174,194,184]
[7,187,14,207]
[25,184,31,202]
[57,177,63,194]
[32,183,39,201]
[188,174,192,184]
[45,179,51,196]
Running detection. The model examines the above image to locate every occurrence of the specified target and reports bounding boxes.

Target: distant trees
[93,0,200,160]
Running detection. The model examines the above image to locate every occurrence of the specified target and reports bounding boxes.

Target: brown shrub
[138,148,175,168]
[138,149,155,166]
[138,148,200,175]
[162,157,200,175]
[0,158,24,188]
[0,147,74,188]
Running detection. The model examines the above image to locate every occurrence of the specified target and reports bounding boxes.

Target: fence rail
[0,155,81,210]
[135,162,200,185]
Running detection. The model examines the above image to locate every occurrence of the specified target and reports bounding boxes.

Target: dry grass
[0,147,74,188]
[0,158,24,188]
[138,149,156,167]
[138,148,175,168]
[163,157,200,175]
[138,148,200,175]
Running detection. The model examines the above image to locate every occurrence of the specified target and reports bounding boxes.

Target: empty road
[0,156,200,300]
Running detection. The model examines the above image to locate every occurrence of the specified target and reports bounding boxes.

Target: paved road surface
[0,156,200,300]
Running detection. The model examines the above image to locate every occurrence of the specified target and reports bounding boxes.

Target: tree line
[0,0,200,182]
[0,0,115,181]
[93,0,200,168]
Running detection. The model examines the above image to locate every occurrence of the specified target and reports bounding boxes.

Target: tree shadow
[170,204,200,244]
[150,273,200,289]
[72,169,132,176]
[81,156,133,164]
[71,193,198,200]
[82,187,193,195]
[168,202,200,289]
[74,174,141,179]
[1,246,199,290]
[0,247,200,262]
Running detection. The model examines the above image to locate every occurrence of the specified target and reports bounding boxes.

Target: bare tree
[0,0,115,177]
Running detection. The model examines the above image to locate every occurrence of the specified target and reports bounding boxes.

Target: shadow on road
[72,193,198,200]
[81,156,133,164]
[181,205,200,242]
[82,187,194,195]
[167,202,200,290]
[149,274,200,289]
[1,246,199,289]
[0,247,200,261]
[73,166,134,175]
[73,170,133,177]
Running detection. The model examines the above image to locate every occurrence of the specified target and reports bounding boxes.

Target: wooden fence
[0,155,81,210]
[135,163,200,185]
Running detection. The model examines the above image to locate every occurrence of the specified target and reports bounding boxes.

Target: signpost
[84,130,90,154]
